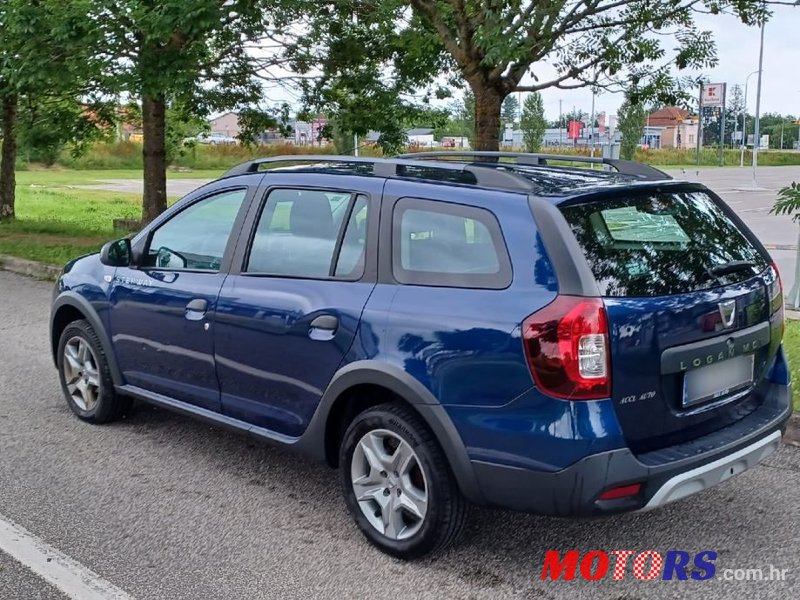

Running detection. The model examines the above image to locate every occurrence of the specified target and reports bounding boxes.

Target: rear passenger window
[246,189,368,279]
[392,198,511,288]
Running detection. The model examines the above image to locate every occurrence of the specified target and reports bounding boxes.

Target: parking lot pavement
[0,551,69,600]
[1,268,799,599]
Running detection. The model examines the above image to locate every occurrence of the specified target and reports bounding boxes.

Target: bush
[53,141,348,170]
[31,140,800,171]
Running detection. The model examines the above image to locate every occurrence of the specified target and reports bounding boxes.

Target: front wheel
[339,403,468,559]
[57,320,130,423]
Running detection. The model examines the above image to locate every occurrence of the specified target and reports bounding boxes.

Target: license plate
[682,354,754,408]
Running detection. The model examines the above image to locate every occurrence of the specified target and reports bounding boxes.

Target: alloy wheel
[62,336,101,412]
[350,429,429,540]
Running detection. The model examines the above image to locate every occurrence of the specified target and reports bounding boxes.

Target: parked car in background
[50,152,790,560]
[188,132,238,145]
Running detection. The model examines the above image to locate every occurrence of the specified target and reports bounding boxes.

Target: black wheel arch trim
[50,292,123,386]
[297,360,486,505]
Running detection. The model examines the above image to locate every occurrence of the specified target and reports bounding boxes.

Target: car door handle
[185,298,208,321]
[309,315,338,331]
[309,315,338,340]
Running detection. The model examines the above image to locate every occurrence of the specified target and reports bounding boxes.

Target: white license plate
[682,354,754,408]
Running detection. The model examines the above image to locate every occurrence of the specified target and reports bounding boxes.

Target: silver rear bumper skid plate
[643,430,782,510]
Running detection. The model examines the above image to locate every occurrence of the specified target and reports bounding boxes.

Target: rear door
[559,186,783,453]
[213,174,382,437]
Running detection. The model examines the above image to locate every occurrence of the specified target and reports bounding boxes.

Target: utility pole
[590,90,596,161]
[740,70,759,167]
[559,99,563,147]
[752,19,765,188]
[719,85,726,166]
[696,85,703,166]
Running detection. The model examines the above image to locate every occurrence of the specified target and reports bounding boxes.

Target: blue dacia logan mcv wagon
[50,152,791,558]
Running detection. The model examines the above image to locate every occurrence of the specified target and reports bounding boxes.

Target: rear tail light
[522,296,611,400]
[768,261,783,316]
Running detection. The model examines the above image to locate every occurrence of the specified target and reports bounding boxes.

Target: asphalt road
[1,269,799,599]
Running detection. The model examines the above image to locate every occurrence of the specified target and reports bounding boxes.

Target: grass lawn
[782,320,800,411]
[1,169,222,265]
[0,186,140,265]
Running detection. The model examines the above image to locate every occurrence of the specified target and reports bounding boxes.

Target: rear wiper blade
[707,260,758,277]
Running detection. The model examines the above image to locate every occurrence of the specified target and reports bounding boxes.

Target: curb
[0,254,61,281]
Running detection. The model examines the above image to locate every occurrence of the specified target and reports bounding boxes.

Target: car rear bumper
[470,382,791,516]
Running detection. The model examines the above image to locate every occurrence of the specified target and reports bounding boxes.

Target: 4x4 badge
[718,300,736,328]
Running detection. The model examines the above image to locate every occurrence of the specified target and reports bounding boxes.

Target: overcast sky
[533,4,800,120]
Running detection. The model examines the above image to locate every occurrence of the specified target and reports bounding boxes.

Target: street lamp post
[752,19,766,188]
[740,70,759,167]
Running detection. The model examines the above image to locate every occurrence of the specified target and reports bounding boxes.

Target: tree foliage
[81,0,291,222]
[520,92,546,152]
[501,96,520,126]
[771,182,800,221]
[0,0,104,219]
[295,0,774,152]
[617,94,647,160]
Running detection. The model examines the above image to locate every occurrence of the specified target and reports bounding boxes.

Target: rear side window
[246,188,368,279]
[560,190,769,297]
[392,198,511,288]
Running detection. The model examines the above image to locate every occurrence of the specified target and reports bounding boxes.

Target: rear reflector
[598,483,642,501]
[522,296,611,400]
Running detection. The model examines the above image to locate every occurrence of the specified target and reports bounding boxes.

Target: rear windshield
[559,190,769,297]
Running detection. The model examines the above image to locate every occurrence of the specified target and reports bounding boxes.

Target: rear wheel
[339,403,468,559]
[57,320,130,423]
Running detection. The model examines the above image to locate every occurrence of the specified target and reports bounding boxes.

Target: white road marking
[0,513,133,600]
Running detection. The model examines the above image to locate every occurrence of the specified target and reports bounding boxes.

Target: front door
[214,176,381,436]
[108,187,249,410]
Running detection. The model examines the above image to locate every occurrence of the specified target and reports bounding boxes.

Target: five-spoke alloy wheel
[57,319,130,423]
[340,403,468,559]
[62,336,101,412]
[350,429,429,540]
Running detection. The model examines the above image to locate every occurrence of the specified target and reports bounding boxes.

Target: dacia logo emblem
[718,300,736,328]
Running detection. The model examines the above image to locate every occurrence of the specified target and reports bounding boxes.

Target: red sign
[598,112,606,136]
[568,120,582,140]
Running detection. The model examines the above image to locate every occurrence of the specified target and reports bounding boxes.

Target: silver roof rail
[220,155,532,191]
[396,151,672,181]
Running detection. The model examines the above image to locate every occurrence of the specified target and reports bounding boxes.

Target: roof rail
[396,151,672,181]
[220,155,532,191]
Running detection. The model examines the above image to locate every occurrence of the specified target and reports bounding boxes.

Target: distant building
[210,112,241,138]
[407,128,436,148]
[645,107,699,149]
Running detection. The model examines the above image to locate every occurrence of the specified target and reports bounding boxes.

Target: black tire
[56,319,130,423]
[339,402,468,559]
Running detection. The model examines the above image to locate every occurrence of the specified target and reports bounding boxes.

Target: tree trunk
[141,94,168,223]
[0,94,18,220]
[471,85,504,151]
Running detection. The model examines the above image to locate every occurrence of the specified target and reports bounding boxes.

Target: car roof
[217,153,675,199]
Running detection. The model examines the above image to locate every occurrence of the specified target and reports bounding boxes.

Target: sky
[532,4,800,121]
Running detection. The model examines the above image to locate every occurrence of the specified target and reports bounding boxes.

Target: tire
[56,319,130,423]
[339,402,468,559]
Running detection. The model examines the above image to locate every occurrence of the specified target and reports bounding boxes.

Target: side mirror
[99,238,133,267]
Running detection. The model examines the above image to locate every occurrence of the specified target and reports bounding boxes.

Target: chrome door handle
[309,314,338,340]
[185,298,208,321]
